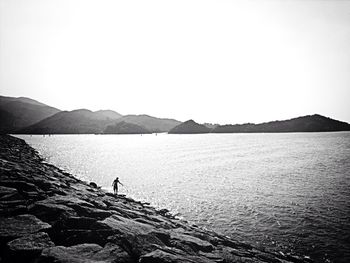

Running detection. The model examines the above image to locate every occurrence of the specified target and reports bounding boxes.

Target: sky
[1,0,350,124]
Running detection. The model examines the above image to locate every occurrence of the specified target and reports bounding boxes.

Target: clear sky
[1,0,350,124]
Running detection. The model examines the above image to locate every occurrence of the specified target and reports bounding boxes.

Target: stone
[170,231,214,253]
[139,248,215,263]
[0,180,39,192]
[140,249,193,263]
[70,204,112,219]
[89,182,98,188]
[46,195,95,208]
[33,178,56,191]
[158,208,170,216]
[101,215,169,257]
[7,231,54,252]
[109,231,167,258]
[0,214,51,244]
[38,243,132,263]
[100,215,154,236]
[0,199,26,207]
[109,205,148,219]
[56,216,110,230]
[95,242,132,263]
[48,216,115,246]
[0,205,27,217]
[5,232,54,262]
[51,229,115,247]
[0,186,18,197]
[28,200,78,223]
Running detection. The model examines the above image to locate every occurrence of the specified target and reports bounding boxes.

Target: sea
[16,132,350,263]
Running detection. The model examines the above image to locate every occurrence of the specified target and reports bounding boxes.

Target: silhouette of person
[112,177,123,195]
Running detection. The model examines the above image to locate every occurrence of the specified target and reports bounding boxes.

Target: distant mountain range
[211,114,350,133]
[19,109,180,134]
[169,115,350,134]
[116,115,181,133]
[0,95,180,134]
[1,95,350,134]
[20,109,122,134]
[0,96,60,133]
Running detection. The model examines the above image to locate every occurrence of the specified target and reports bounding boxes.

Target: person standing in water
[112,177,123,195]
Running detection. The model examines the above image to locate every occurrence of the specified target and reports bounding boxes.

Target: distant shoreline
[2,96,350,135]
[12,130,350,136]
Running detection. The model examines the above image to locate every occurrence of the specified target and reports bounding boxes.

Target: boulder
[100,215,154,236]
[139,248,215,263]
[5,232,54,262]
[45,195,95,208]
[170,231,214,253]
[69,204,112,219]
[89,182,98,188]
[108,231,168,259]
[55,216,110,230]
[50,229,115,247]
[0,186,18,197]
[0,180,39,193]
[0,214,51,244]
[28,201,77,223]
[38,243,132,263]
[48,216,114,246]
[0,204,27,217]
[95,242,132,263]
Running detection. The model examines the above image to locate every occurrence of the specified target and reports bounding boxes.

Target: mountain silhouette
[2,95,350,134]
[104,121,151,134]
[0,96,60,133]
[169,120,211,134]
[212,114,350,133]
[116,115,181,133]
[17,107,179,134]
[19,109,121,134]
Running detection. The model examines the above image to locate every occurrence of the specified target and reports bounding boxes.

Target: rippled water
[17,132,350,262]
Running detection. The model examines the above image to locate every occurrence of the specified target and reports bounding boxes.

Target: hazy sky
[1,0,350,124]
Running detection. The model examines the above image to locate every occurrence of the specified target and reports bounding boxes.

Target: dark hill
[19,111,180,134]
[168,120,212,134]
[117,115,181,133]
[0,96,60,133]
[212,114,350,133]
[19,109,122,134]
[104,121,151,134]
[0,109,15,133]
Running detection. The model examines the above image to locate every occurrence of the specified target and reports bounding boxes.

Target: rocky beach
[0,135,312,263]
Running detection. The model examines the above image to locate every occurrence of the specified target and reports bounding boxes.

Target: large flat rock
[38,243,131,263]
[5,232,54,262]
[0,214,51,244]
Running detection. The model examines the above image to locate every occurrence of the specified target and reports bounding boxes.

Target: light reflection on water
[17,132,350,262]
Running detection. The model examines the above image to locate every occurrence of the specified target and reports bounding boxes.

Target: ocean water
[17,132,350,262]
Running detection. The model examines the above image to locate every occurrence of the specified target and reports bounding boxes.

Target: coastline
[0,135,311,263]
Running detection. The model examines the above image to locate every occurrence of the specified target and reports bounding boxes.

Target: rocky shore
[0,135,311,263]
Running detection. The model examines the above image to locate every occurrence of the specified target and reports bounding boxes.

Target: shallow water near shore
[16,132,350,262]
